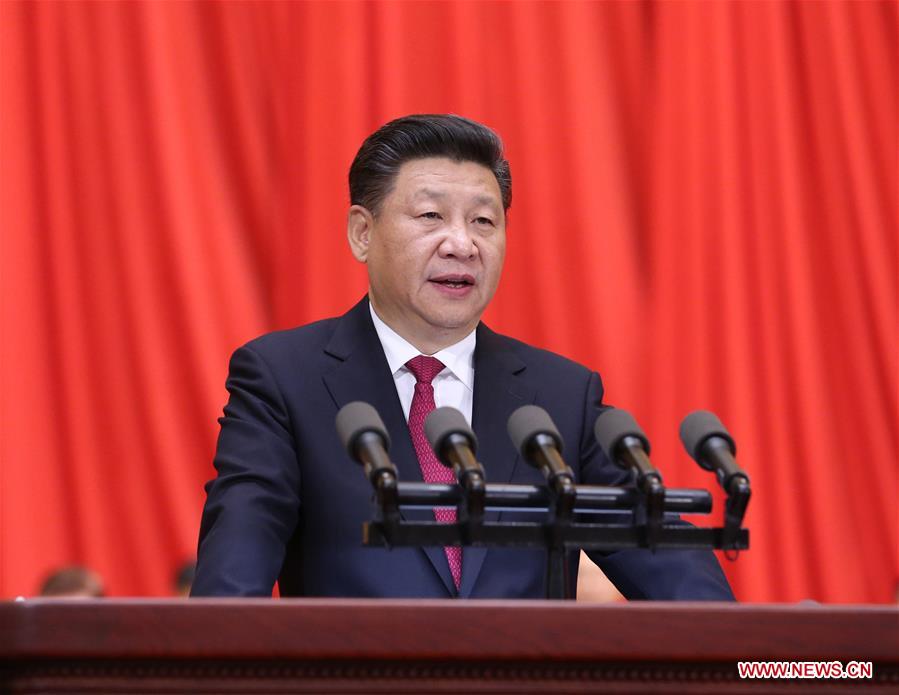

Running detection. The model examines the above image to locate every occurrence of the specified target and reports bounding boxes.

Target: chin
[416,295,486,333]
[423,310,479,332]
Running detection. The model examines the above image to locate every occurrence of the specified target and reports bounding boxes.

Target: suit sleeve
[191,344,301,597]
[578,371,736,600]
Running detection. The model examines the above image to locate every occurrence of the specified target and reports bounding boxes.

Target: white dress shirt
[369,302,476,425]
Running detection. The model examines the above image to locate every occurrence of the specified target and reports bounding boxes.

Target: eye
[473,216,494,226]
[419,211,442,220]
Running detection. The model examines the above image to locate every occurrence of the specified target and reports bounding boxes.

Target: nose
[438,221,477,260]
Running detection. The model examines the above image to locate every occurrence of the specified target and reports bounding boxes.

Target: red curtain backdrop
[1,1,895,602]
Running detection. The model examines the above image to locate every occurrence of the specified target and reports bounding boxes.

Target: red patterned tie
[405,355,462,591]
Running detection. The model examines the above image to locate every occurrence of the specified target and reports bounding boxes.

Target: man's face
[348,157,506,351]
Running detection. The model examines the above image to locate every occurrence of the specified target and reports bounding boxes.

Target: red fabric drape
[1,1,895,602]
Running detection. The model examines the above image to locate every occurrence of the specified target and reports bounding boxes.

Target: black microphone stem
[530,434,576,518]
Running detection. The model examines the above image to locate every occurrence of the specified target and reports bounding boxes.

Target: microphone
[679,410,749,495]
[593,408,662,493]
[335,401,397,486]
[425,407,486,519]
[424,407,485,488]
[508,405,576,598]
[507,405,575,504]
[594,408,665,543]
[679,410,751,548]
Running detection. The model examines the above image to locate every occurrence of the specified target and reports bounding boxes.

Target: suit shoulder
[238,315,340,363]
[488,329,598,380]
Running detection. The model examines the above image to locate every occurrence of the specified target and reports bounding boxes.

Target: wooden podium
[1,599,896,693]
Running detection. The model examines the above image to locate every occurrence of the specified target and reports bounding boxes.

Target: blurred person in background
[173,560,196,597]
[39,566,104,598]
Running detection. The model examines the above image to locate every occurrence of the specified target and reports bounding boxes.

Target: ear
[347,205,374,262]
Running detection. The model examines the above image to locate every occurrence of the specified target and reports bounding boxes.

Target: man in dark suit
[192,114,734,600]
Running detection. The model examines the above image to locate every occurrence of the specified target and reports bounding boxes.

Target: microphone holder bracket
[632,477,666,551]
[362,479,749,599]
[455,471,486,534]
[544,476,577,598]
[371,472,401,551]
[722,477,751,549]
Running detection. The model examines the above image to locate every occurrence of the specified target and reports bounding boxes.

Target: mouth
[429,274,476,290]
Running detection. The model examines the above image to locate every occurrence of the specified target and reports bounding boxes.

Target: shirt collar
[369,302,476,391]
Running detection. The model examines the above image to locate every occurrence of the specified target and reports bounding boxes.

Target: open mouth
[430,275,475,289]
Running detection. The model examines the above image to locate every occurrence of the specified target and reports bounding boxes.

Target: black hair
[349,114,511,215]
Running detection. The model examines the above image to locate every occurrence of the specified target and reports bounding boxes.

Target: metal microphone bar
[394,482,712,514]
[365,521,748,551]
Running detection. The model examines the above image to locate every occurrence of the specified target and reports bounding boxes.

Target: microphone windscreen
[424,407,478,455]
[335,401,391,456]
[593,408,651,460]
[507,405,563,456]
[679,410,736,460]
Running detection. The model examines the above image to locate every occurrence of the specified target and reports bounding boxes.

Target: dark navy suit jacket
[192,297,734,600]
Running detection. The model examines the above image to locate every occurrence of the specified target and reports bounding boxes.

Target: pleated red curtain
[1,0,895,602]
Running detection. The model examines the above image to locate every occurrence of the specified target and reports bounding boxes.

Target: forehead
[389,157,502,206]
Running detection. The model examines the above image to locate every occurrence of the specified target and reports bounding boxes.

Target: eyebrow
[412,188,446,201]
[412,188,500,209]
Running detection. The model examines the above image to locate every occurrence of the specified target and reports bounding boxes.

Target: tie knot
[406,355,445,385]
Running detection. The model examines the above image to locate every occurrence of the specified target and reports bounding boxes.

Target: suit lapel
[320,297,456,595]
[459,324,535,598]
[320,301,537,598]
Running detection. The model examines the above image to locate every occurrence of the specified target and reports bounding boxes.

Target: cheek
[481,239,506,273]
[371,243,429,294]
[381,228,424,257]
[371,238,411,271]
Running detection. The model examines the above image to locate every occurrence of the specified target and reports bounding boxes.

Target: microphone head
[593,408,651,461]
[679,410,736,461]
[335,401,391,458]
[507,405,563,457]
[424,407,478,460]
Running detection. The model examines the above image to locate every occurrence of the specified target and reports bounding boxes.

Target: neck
[369,296,476,355]
[406,334,462,356]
